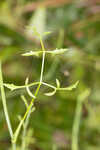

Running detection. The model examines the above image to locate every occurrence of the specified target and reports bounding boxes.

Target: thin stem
[20,50,46,148]
[21,108,32,150]
[72,90,90,150]
[4,81,39,90]
[21,95,28,108]
[71,98,82,150]
[40,36,45,51]
[4,81,56,91]
[0,62,16,150]
[40,51,45,82]
[12,100,34,143]
[52,144,57,150]
[34,38,46,96]
[42,82,56,89]
[0,62,13,138]
[34,51,46,97]
[12,143,16,150]
[13,38,46,143]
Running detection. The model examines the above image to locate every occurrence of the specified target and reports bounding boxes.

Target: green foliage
[0,1,100,150]
[0,28,78,150]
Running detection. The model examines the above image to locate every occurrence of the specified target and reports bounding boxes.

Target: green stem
[71,98,82,150]
[72,90,90,150]
[20,39,46,147]
[40,36,45,51]
[12,143,16,150]
[40,51,45,82]
[13,39,46,143]
[0,62,13,138]
[21,108,32,150]
[0,62,16,150]
[42,82,56,89]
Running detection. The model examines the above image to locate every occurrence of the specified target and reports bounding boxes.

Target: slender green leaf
[44,89,56,96]
[22,51,40,57]
[59,81,79,91]
[3,83,19,91]
[56,78,60,88]
[25,78,36,99]
[47,48,68,55]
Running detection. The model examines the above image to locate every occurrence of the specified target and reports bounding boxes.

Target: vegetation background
[0,0,100,150]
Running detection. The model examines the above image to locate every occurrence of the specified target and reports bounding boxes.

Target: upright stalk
[12,143,16,150]
[71,97,83,150]
[21,50,45,149]
[12,36,46,143]
[33,35,46,97]
[72,90,90,150]
[21,109,32,150]
[0,61,16,150]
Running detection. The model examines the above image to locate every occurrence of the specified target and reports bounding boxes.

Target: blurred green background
[0,0,100,150]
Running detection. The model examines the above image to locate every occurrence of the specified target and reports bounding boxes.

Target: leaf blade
[59,81,79,91]
[44,89,56,96]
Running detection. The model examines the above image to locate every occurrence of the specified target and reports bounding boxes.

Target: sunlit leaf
[21,95,28,108]
[44,89,56,96]
[43,31,51,36]
[17,115,22,122]
[60,81,79,91]
[47,48,68,55]
[31,107,36,113]
[3,83,19,91]
[78,89,90,101]
[25,77,36,99]
[56,78,60,88]
[22,51,40,57]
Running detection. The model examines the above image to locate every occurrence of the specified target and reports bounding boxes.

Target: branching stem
[12,36,46,143]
